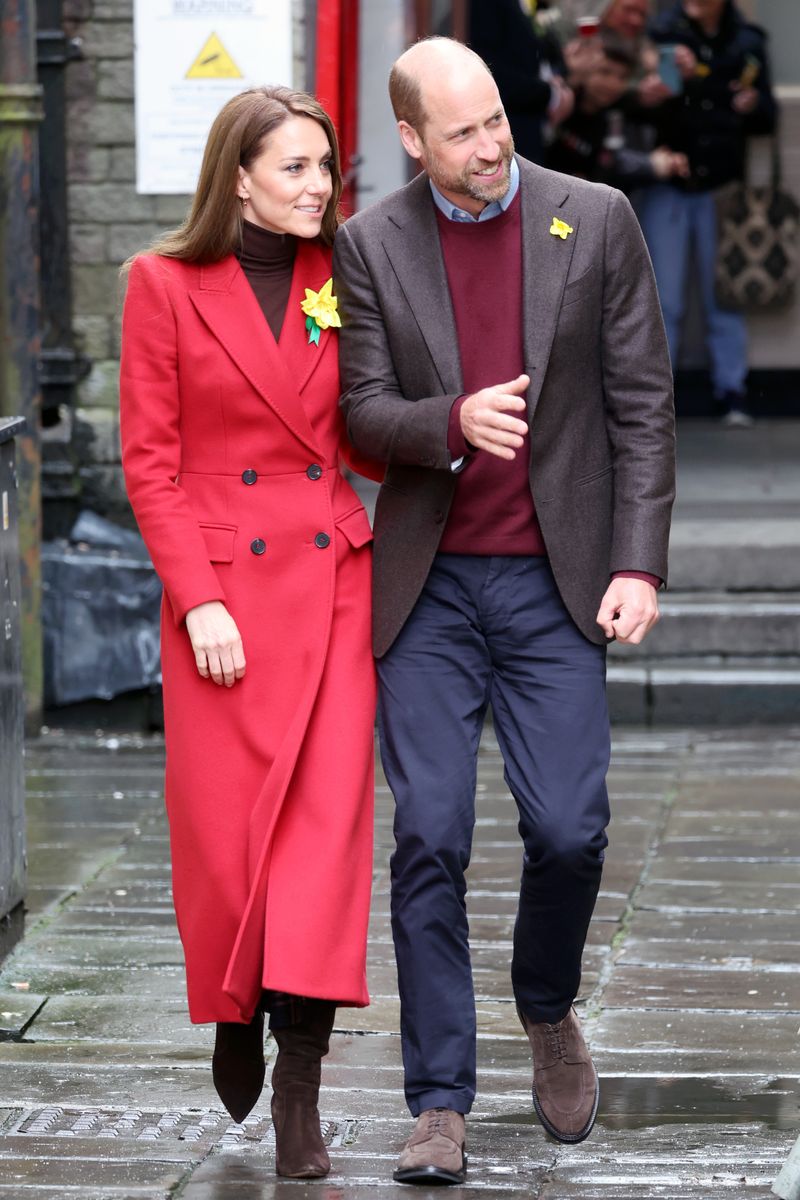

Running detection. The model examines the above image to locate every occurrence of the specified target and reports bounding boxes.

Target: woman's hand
[185,601,246,686]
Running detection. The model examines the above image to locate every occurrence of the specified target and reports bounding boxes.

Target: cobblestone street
[0,726,799,1197]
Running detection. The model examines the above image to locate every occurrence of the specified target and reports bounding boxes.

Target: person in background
[639,0,777,426]
[548,33,689,190]
[566,0,675,110]
[469,0,574,164]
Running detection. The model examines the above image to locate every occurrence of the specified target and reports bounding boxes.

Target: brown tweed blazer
[333,156,676,657]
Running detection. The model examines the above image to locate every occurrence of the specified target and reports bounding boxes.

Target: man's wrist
[612,571,662,590]
[448,394,472,460]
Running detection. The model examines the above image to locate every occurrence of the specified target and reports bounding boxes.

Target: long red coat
[120,240,377,1024]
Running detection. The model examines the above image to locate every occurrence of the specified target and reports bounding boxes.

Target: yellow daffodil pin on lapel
[301,278,341,346]
[549,217,574,240]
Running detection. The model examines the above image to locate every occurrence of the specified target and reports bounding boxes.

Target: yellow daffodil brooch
[301,278,341,346]
[550,217,574,240]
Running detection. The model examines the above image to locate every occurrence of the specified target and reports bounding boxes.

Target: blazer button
[314,532,331,549]
[306,463,323,480]
[242,469,258,485]
[434,510,444,524]
[250,538,266,555]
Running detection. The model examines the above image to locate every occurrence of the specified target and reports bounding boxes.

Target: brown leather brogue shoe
[212,1013,266,1124]
[519,1005,599,1144]
[393,1108,467,1185]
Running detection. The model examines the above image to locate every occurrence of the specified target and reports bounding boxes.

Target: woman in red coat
[120,87,378,1178]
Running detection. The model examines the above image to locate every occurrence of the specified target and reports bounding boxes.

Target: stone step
[608,657,800,725]
[668,519,800,590]
[610,592,800,659]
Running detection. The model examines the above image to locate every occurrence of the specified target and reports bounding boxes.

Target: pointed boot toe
[212,1015,266,1124]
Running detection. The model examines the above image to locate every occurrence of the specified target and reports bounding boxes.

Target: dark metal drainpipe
[36,0,89,428]
[0,0,44,727]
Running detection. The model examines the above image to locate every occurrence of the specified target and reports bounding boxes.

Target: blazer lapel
[519,160,580,417]
[189,255,320,455]
[381,175,463,395]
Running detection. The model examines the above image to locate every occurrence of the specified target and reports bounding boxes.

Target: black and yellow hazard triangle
[185,32,243,79]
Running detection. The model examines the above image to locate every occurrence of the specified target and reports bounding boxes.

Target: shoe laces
[423,1107,450,1136]
[546,1019,568,1060]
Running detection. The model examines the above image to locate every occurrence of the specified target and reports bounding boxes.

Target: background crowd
[468,0,778,426]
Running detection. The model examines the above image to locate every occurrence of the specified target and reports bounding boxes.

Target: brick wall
[60,0,307,526]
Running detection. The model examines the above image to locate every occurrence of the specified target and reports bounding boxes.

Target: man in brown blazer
[334,36,675,1186]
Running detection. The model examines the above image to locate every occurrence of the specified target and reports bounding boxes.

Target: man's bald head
[389,37,494,135]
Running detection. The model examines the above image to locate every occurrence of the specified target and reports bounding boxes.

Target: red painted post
[340,0,359,215]
[315,0,342,130]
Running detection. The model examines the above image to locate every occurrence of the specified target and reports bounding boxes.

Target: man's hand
[185,600,246,686]
[596,578,659,645]
[460,374,530,461]
[650,147,690,179]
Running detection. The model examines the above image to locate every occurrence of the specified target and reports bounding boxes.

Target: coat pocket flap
[335,506,373,549]
[198,522,237,562]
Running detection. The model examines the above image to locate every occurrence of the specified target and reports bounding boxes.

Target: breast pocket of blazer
[198,522,237,562]
[575,464,613,487]
[561,266,599,309]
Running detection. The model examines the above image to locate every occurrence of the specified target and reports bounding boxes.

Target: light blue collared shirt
[429,156,520,223]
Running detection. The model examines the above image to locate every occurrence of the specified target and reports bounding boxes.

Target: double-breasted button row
[250,534,329,553]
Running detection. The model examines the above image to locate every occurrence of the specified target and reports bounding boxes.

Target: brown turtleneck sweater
[236,219,297,341]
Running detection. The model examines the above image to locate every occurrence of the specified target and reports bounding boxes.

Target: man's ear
[397,120,424,161]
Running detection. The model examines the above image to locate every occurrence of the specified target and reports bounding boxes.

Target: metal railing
[0,417,27,957]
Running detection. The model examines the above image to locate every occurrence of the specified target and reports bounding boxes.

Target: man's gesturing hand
[185,600,246,687]
[460,374,530,461]
[596,578,659,645]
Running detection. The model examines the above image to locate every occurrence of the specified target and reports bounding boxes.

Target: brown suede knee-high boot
[212,1012,266,1124]
[270,999,336,1178]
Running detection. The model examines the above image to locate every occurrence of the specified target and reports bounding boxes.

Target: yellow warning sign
[185,33,243,80]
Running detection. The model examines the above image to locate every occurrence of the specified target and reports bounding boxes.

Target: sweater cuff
[447,395,471,462]
[612,571,663,590]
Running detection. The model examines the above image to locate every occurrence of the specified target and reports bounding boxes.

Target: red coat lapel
[188,244,335,455]
[279,238,337,395]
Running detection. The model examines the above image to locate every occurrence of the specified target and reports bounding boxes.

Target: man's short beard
[423,136,515,205]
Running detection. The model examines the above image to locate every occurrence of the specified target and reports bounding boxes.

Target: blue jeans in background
[638,184,748,399]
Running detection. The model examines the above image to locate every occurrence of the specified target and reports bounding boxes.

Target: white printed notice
[134,0,293,194]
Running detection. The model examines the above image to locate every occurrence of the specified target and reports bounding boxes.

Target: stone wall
[59,0,307,527]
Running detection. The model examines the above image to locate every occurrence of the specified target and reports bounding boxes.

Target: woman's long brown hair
[126,86,342,269]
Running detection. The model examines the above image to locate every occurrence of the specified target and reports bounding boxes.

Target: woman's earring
[240,195,249,209]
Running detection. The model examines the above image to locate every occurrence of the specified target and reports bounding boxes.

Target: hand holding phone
[657,44,683,95]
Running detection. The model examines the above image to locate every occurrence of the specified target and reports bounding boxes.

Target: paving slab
[592,1009,800,1074]
[602,964,800,1012]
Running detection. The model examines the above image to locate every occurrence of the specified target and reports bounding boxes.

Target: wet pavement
[1,726,799,1197]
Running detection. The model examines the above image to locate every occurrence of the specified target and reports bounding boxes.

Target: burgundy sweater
[435,193,659,588]
[437,194,546,556]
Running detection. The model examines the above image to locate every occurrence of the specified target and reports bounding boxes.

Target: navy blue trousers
[377,555,611,1116]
